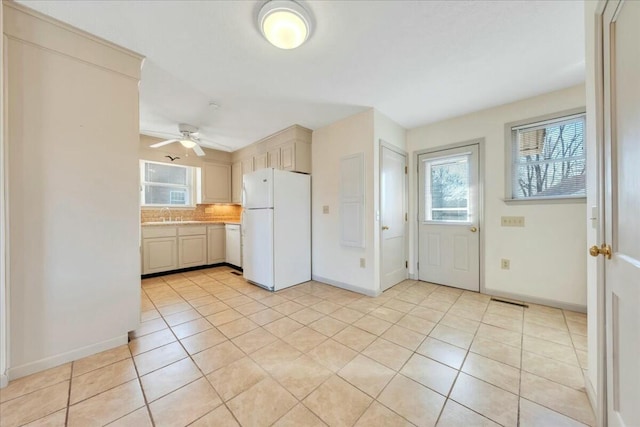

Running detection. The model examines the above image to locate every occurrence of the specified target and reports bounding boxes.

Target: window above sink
[140,160,200,207]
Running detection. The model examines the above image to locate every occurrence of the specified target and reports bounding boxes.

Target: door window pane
[425,155,470,222]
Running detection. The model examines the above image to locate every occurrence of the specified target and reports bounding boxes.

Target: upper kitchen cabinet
[267,147,281,169]
[201,162,231,203]
[254,153,268,170]
[231,125,312,176]
[241,157,254,176]
[231,161,242,204]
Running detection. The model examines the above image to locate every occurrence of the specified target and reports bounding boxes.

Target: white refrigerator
[242,168,311,291]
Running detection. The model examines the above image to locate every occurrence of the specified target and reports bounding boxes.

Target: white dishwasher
[225,224,242,268]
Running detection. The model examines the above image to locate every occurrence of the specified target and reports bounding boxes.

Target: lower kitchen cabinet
[142,223,239,275]
[178,235,207,268]
[207,224,226,264]
[225,224,242,268]
[142,237,178,275]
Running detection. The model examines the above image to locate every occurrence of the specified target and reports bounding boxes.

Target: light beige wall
[408,84,587,309]
[0,0,7,387]
[4,2,144,379]
[312,110,376,294]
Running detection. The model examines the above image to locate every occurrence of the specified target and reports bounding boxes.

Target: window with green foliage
[509,112,586,200]
[140,160,197,206]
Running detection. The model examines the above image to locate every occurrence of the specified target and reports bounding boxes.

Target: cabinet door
[207,226,226,264]
[143,237,177,274]
[202,162,231,203]
[241,157,254,176]
[226,227,242,267]
[253,153,267,171]
[280,143,295,171]
[231,161,242,204]
[267,148,281,169]
[178,235,207,268]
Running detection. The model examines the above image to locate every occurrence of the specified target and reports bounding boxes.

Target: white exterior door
[380,145,407,291]
[418,144,480,291]
[601,2,640,426]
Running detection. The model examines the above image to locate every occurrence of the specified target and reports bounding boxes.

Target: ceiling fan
[148,123,206,156]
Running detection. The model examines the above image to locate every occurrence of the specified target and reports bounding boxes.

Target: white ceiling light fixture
[179,139,197,148]
[258,0,312,50]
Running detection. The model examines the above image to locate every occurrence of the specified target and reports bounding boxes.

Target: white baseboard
[312,275,380,297]
[483,288,587,313]
[7,334,128,381]
[0,373,7,388]
[408,273,417,280]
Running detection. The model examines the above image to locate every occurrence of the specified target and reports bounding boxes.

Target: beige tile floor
[0,266,594,427]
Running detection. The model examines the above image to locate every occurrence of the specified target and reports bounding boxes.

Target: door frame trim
[414,138,485,294]
[378,140,408,291]
[1,27,9,388]
[591,1,607,425]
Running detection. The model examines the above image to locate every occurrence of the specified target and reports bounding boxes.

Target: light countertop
[141,220,240,227]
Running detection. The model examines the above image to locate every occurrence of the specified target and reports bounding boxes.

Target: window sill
[503,197,586,205]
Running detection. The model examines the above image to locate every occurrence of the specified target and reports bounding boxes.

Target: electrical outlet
[501,216,525,227]
[323,205,330,214]
[501,259,510,270]
[360,258,366,268]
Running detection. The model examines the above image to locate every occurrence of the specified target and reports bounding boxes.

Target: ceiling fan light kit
[258,0,312,49]
[179,139,197,148]
[148,123,206,157]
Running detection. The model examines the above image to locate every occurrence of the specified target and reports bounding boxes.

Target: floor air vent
[230,271,242,276]
[490,297,529,308]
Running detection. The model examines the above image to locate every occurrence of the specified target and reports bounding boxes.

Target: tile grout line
[64,360,74,426]
[151,275,246,427]
[433,289,497,427]
[133,286,157,427]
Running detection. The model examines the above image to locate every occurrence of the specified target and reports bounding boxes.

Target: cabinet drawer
[142,226,177,238]
[179,226,207,236]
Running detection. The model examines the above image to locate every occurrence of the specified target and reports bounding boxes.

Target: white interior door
[418,145,480,291]
[380,144,407,291]
[601,2,640,426]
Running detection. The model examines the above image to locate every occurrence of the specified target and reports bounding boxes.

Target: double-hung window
[507,110,586,201]
[140,160,197,207]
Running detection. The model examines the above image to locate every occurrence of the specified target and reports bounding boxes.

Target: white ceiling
[18,0,585,151]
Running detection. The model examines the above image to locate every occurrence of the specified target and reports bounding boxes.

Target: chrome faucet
[160,207,172,222]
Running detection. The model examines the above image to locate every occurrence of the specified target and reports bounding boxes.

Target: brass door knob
[470,226,478,232]
[382,226,389,230]
[589,244,612,259]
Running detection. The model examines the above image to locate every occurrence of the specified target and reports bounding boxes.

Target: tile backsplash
[141,204,242,223]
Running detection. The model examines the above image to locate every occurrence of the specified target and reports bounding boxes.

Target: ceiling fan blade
[149,139,179,148]
[193,145,206,157]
